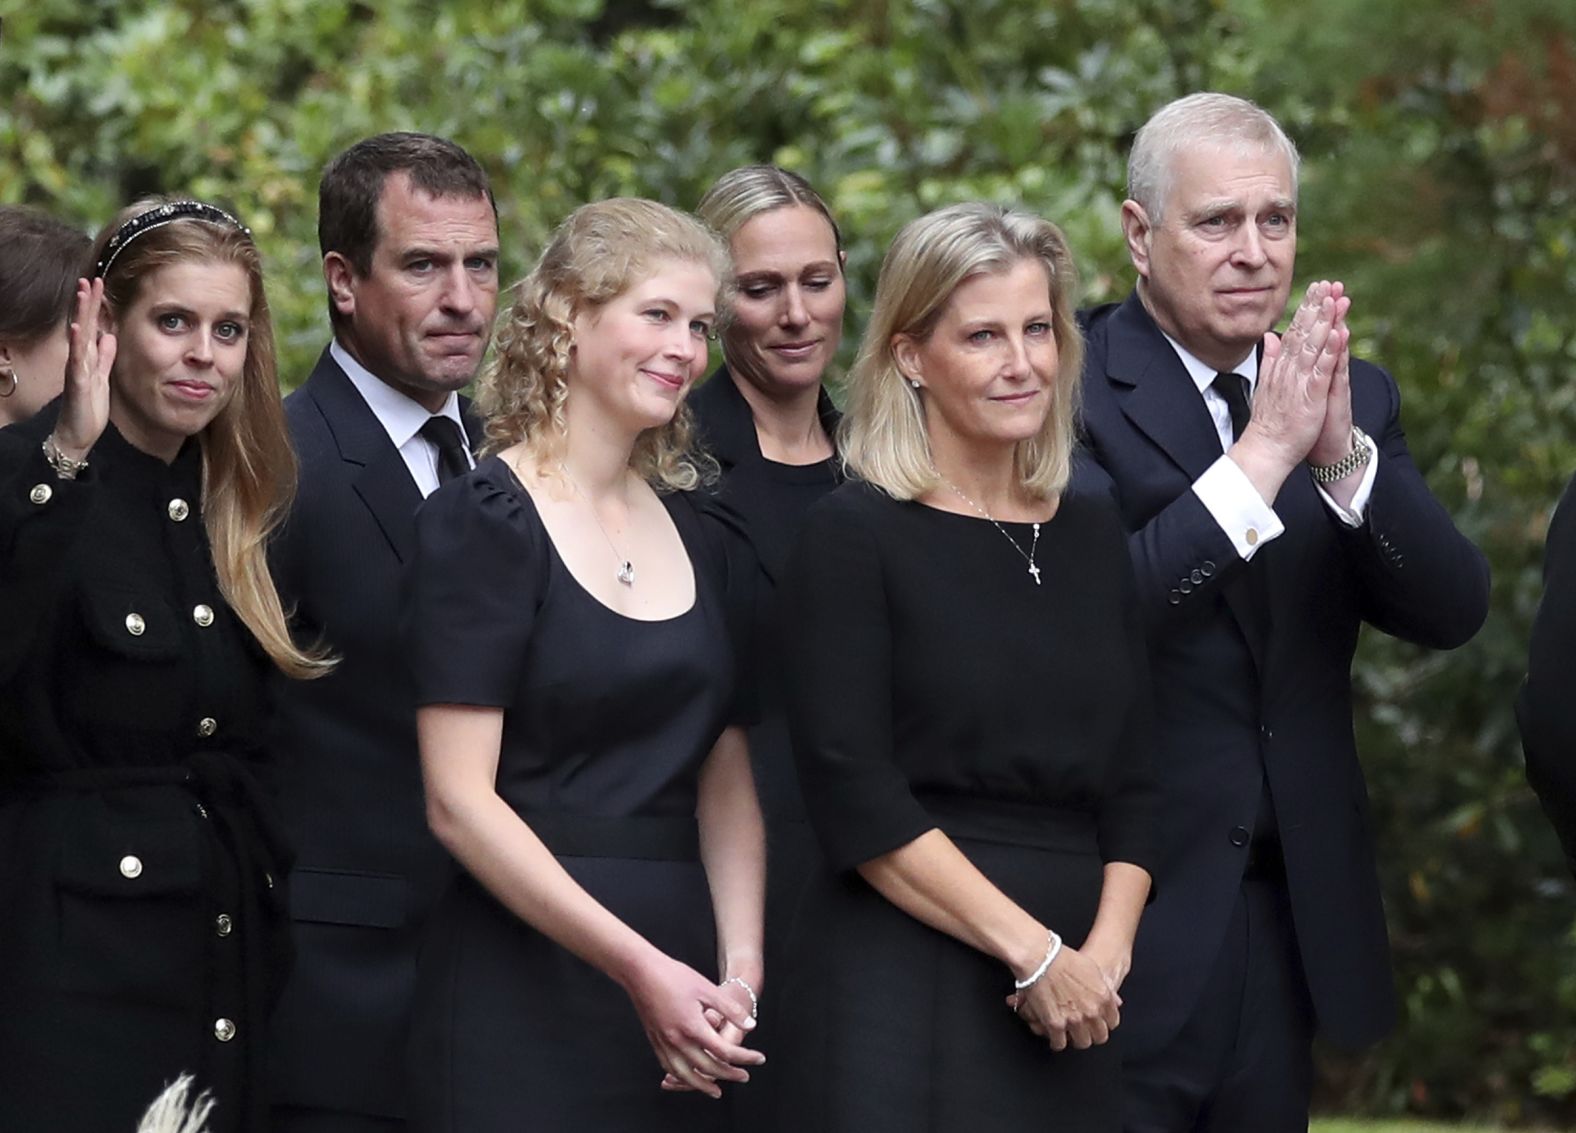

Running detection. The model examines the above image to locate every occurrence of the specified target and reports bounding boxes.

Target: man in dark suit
[268,132,500,1132]
[1078,93,1490,1131]
[1519,477,1576,877]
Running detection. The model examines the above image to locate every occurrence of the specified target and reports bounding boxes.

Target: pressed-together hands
[622,951,762,1099]
[53,278,117,464]
[1229,280,1362,506]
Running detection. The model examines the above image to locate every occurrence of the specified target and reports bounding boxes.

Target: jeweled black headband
[93,200,253,280]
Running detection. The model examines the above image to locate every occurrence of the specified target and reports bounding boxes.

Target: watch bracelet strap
[1309,426,1371,483]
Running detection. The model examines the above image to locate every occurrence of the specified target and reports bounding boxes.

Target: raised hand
[624,952,762,1099]
[1007,943,1122,1052]
[1229,280,1350,504]
[1309,297,1356,467]
[53,278,117,462]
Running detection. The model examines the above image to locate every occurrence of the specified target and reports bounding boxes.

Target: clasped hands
[1229,280,1360,504]
[624,952,763,1099]
[1006,937,1127,1053]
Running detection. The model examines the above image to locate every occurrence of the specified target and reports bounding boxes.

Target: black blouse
[402,458,753,826]
[782,478,1157,874]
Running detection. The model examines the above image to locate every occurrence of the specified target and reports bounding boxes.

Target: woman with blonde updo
[0,197,325,1132]
[403,197,766,1131]
[690,167,847,1076]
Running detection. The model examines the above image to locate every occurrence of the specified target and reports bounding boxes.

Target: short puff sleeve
[401,467,547,707]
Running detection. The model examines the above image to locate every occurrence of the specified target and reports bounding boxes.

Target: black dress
[402,458,750,1133]
[0,407,291,1133]
[689,369,840,1000]
[778,477,1156,1133]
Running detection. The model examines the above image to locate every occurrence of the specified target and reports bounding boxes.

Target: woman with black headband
[0,197,328,1132]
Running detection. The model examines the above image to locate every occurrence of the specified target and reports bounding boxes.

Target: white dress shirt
[1162,333,1380,561]
[332,340,474,499]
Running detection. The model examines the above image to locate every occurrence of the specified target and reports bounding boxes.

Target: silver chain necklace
[563,467,636,586]
[940,477,1043,585]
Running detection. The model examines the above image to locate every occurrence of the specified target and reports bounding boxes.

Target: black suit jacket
[1079,291,1489,1054]
[266,348,476,1117]
[1519,472,1576,876]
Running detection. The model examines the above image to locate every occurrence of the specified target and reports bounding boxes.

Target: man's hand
[1228,280,1350,505]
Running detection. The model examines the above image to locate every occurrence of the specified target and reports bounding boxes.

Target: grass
[1311,1121,1509,1132]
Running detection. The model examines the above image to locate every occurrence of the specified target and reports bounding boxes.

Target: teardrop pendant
[617,561,636,586]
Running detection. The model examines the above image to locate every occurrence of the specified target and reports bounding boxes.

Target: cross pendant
[1028,562,1042,585]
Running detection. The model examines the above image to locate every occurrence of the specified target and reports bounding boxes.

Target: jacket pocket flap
[79,586,182,660]
[56,816,203,896]
[289,867,409,928]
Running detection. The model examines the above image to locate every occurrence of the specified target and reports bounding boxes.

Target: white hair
[137,1075,214,1133]
[1127,92,1301,222]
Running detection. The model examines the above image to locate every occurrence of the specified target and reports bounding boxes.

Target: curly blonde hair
[841,202,1083,501]
[478,198,731,491]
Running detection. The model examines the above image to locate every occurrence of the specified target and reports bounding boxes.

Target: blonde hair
[90,197,331,679]
[695,164,843,251]
[840,202,1083,501]
[477,198,730,491]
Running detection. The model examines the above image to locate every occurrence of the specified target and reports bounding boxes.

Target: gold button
[197,717,218,738]
[29,484,53,505]
[119,854,143,879]
[193,604,214,627]
[1245,528,1259,547]
[168,498,190,522]
[125,613,146,636]
[215,913,233,937]
[213,1017,237,1042]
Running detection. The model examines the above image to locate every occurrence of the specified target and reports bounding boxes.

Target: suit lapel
[302,350,425,563]
[1105,293,1224,483]
[1103,293,1271,671]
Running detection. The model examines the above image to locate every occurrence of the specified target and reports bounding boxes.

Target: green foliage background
[5,0,1575,1122]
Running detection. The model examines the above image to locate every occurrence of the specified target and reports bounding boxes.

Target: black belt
[525,812,700,861]
[916,791,1099,855]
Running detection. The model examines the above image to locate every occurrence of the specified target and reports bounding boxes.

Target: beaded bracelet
[724,975,759,1019]
[1013,930,1063,992]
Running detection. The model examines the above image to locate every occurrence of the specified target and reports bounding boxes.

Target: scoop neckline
[486,456,700,625]
[903,493,1063,529]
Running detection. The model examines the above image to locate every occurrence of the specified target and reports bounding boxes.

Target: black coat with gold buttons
[0,403,291,1133]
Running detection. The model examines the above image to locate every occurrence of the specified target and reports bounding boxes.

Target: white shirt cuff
[1314,432,1380,526]
[1192,455,1286,561]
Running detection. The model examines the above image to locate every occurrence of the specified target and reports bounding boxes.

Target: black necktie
[1211,371,1277,845]
[1212,371,1252,443]
[419,415,470,484]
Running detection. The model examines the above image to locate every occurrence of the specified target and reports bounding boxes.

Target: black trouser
[1122,871,1315,1133]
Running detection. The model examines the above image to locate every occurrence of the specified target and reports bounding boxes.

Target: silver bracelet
[42,434,89,481]
[1309,425,1373,484]
[1013,930,1063,992]
[724,975,758,1019]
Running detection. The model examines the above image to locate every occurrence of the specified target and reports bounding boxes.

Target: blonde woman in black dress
[404,198,765,1131]
[780,202,1156,1131]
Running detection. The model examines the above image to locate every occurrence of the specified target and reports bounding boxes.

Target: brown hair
[0,206,91,345]
[90,197,331,679]
[317,132,496,327]
[477,197,730,491]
